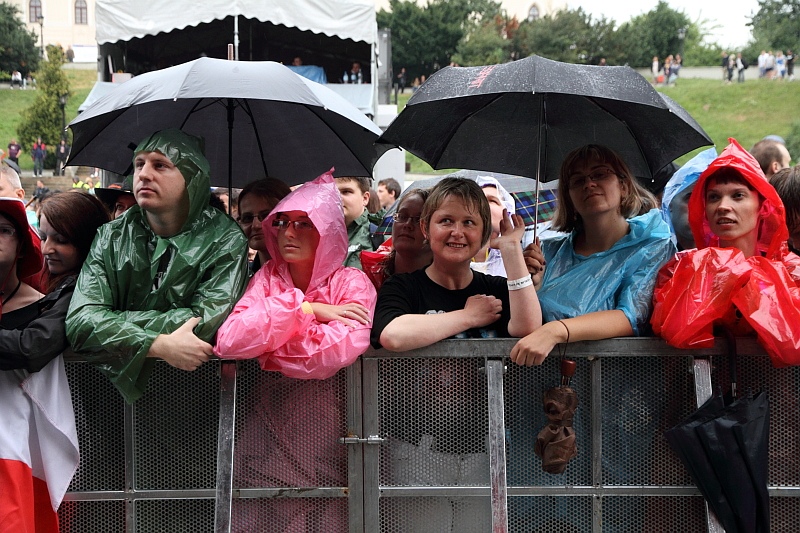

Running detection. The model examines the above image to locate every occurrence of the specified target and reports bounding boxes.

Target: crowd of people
[3,125,800,530]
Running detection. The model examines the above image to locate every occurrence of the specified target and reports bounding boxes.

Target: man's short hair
[335,176,372,194]
[377,178,401,199]
[0,161,23,189]
[771,165,800,231]
[750,140,786,175]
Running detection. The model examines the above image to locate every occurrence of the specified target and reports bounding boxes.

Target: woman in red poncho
[651,138,800,366]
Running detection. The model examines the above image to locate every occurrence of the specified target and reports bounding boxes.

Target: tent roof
[95,0,378,46]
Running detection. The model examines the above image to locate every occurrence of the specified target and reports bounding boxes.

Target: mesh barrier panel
[57,500,124,532]
[65,362,125,492]
[603,496,706,533]
[134,361,220,490]
[135,499,215,532]
[507,496,591,533]
[230,360,349,532]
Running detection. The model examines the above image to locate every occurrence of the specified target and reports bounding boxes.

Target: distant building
[9,0,97,62]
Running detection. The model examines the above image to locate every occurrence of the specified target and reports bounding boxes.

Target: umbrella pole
[227,98,234,201]
[533,99,545,242]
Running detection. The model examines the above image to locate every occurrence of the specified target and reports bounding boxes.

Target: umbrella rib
[238,99,270,179]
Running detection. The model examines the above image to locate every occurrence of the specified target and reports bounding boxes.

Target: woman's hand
[509,321,568,366]
[463,294,503,328]
[523,238,546,290]
[490,211,526,251]
[310,302,371,327]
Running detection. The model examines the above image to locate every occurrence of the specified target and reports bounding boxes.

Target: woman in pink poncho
[652,139,800,366]
[214,170,377,532]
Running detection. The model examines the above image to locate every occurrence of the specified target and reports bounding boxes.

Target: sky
[570,0,760,49]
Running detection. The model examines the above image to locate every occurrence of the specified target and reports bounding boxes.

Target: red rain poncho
[214,169,377,377]
[652,139,800,366]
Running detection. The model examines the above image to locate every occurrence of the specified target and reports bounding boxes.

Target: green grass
[1,68,97,170]
[394,78,800,173]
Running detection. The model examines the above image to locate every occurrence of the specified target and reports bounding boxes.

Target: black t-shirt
[371,268,511,348]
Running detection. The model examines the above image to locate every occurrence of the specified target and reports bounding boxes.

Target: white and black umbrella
[67,57,394,188]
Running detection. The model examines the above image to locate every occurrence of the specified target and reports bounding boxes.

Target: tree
[0,2,41,76]
[452,14,519,66]
[514,8,612,65]
[615,1,692,68]
[18,45,70,155]
[750,0,800,53]
[378,0,502,79]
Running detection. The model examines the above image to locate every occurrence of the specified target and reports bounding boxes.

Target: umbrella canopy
[67,57,393,188]
[378,55,712,187]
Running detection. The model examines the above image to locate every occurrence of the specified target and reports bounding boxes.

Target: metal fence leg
[214,361,238,533]
[485,359,508,532]
[692,358,726,533]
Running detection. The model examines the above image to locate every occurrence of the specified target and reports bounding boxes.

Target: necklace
[1,280,22,305]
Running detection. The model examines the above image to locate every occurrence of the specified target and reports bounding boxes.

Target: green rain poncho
[66,129,249,403]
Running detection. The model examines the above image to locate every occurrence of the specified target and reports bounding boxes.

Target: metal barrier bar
[485,358,508,532]
[213,361,237,533]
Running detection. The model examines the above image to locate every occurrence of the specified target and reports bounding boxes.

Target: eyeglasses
[238,211,271,226]
[0,225,17,239]
[272,219,315,231]
[567,167,617,189]
[394,214,421,225]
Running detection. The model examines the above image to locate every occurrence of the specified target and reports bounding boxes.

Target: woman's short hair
[384,188,432,276]
[421,178,492,247]
[552,144,658,232]
[237,178,292,215]
[771,165,800,231]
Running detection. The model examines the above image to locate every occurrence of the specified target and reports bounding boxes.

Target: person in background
[55,139,70,176]
[31,137,46,178]
[65,129,249,403]
[361,188,433,290]
[214,171,375,532]
[764,164,800,254]
[95,178,137,220]
[335,176,377,269]
[212,187,230,214]
[376,178,401,210]
[236,177,292,273]
[344,61,363,84]
[750,138,791,180]
[85,177,96,196]
[6,140,21,166]
[660,148,718,251]
[367,188,382,214]
[470,176,518,277]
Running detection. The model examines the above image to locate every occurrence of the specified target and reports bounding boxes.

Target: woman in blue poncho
[511,144,676,364]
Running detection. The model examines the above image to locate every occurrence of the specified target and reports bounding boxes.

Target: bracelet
[557,319,570,344]
[507,275,533,291]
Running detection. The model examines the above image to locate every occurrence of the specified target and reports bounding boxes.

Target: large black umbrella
[377,55,712,185]
[665,335,770,533]
[67,57,393,188]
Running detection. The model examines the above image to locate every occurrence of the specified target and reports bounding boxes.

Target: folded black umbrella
[665,333,770,533]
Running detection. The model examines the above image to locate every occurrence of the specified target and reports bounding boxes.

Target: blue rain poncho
[538,209,676,335]
[660,147,717,244]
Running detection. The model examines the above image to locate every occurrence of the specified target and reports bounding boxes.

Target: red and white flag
[0,356,80,532]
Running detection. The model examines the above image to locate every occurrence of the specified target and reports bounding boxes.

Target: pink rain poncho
[652,139,800,366]
[213,171,376,532]
[214,170,377,376]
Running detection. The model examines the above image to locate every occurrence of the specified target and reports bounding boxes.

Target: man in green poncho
[66,129,249,403]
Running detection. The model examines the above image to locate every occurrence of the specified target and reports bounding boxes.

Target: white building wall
[9,0,97,61]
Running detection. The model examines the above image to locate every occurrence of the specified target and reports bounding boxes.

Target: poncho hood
[133,128,211,230]
[265,170,348,289]
[689,138,789,259]
[661,147,717,240]
[475,176,515,214]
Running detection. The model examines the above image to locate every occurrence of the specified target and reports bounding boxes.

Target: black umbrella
[67,57,393,188]
[378,55,712,186]
[664,334,770,533]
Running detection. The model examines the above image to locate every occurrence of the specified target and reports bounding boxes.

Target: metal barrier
[59,338,800,532]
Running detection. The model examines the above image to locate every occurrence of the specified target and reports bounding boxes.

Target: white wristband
[507,275,533,291]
